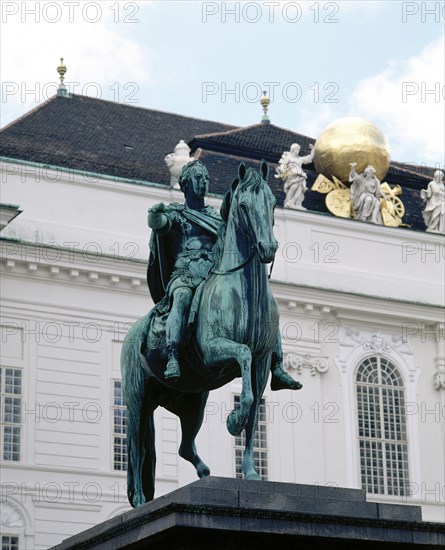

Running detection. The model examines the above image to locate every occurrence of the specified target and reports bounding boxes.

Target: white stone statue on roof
[165,140,194,189]
[275,143,315,210]
[348,163,386,224]
[421,169,445,233]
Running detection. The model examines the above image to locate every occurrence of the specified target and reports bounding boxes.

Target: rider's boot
[165,345,180,380]
[270,364,302,391]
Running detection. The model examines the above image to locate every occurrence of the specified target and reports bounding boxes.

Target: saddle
[145,281,205,360]
[140,282,239,390]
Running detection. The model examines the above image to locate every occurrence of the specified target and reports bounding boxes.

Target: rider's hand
[148,202,166,214]
[147,203,167,230]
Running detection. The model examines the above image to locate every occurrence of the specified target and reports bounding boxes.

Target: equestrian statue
[121,160,302,507]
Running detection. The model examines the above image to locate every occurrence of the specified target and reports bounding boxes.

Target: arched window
[356,356,409,496]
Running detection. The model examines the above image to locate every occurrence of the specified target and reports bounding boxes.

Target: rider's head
[178,160,209,198]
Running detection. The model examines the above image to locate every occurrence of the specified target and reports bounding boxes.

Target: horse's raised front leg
[203,337,253,436]
[242,354,271,480]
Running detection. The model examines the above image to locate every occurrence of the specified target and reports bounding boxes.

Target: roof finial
[260,90,270,124]
[57,58,69,97]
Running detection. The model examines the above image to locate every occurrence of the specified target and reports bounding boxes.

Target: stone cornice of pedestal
[48,477,445,550]
[0,238,147,292]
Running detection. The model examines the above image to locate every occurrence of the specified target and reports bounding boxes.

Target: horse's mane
[212,222,227,268]
[211,168,264,268]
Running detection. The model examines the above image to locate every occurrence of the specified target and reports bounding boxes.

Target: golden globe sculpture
[313,117,391,183]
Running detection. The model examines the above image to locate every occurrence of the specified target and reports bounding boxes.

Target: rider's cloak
[147,203,221,305]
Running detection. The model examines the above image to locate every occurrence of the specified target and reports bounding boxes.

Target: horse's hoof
[245,471,261,480]
[227,409,247,436]
[271,371,303,391]
[132,494,146,508]
[197,463,210,478]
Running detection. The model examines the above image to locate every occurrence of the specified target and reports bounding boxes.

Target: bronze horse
[121,162,283,507]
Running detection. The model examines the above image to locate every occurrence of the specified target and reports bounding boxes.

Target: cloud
[348,34,445,166]
[1,1,152,126]
[295,102,338,139]
[335,0,387,13]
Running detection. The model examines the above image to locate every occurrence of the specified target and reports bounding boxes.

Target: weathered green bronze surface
[121,160,301,507]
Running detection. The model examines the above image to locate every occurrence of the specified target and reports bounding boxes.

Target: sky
[1,0,444,168]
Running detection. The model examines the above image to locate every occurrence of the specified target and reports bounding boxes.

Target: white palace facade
[0,92,444,549]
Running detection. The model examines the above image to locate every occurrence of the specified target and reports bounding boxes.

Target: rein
[211,244,275,279]
[268,256,275,280]
[211,246,256,275]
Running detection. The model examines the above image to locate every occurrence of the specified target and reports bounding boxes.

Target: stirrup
[165,355,180,380]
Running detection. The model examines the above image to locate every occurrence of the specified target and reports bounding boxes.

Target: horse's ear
[239,163,246,181]
[221,178,238,222]
[220,193,231,222]
[260,160,269,181]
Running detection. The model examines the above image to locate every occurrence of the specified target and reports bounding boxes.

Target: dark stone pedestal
[51,477,445,550]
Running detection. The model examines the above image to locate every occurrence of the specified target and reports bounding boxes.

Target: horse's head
[227,161,278,264]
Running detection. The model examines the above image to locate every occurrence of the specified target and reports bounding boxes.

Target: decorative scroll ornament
[341,328,413,355]
[312,171,405,227]
[284,352,328,376]
[363,333,391,353]
[0,502,25,528]
[433,369,445,390]
[433,358,445,390]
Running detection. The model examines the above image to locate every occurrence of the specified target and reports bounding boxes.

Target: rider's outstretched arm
[148,203,169,233]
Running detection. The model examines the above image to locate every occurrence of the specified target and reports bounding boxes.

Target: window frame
[111,379,127,472]
[355,355,410,497]
[233,394,269,480]
[0,366,23,463]
[1,534,21,550]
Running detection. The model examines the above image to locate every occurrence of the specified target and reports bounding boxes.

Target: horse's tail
[121,316,156,507]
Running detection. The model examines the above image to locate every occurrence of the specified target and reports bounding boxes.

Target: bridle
[211,244,256,276]
[211,180,276,279]
[211,243,275,279]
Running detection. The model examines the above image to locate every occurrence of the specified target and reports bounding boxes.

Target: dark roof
[0,94,237,184]
[0,94,434,230]
[190,123,314,164]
